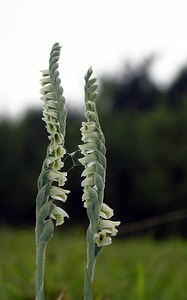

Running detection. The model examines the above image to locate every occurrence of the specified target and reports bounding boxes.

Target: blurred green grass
[0,227,187,300]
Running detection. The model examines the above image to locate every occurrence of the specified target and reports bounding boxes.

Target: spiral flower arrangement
[35,43,120,300]
[35,43,69,300]
[79,67,120,299]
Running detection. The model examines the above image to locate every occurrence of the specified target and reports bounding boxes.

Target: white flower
[50,206,69,226]
[82,187,91,203]
[81,166,95,177]
[55,146,66,158]
[43,100,57,109]
[40,92,56,101]
[40,69,50,76]
[43,109,58,120]
[49,186,70,202]
[79,143,96,155]
[48,170,67,186]
[50,132,63,148]
[81,121,97,132]
[52,158,64,170]
[83,200,89,208]
[94,219,121,247]
[81,175,94,187]
[100,203,114,219]
[87,161,96,168]
[94,229,112,247]
[79,156,96,168]
[37,45,70,230]
[46,122,57,134]
[99,219,121,236]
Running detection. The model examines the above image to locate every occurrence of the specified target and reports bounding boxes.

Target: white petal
[100,203,114,219]
[78,143,96,155]
[99,220,121,236]
[81,122,96,132]
[40,69,50,76]
[81,166,95,177]
[52,158,64,170]
[81,175,94,187]
[48,170,67,186]
[50,206,69,226]
[40,84,53,94]
[46,122,57,134]
[40,77,51,86]
[49,186,70,202]
[44,100,57,108]
[55,146,66,158]
[94,230,112,246]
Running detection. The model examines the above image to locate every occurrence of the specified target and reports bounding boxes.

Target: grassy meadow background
[0,227,187,300]
[1,60,187,299]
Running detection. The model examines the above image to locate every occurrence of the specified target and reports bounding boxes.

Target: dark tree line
[1,60,187,236]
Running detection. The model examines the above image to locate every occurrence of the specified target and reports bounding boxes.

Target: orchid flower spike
[35,43,70,300]
[79,67,120,248]
[36,43,70,231]
[79,67,120,300]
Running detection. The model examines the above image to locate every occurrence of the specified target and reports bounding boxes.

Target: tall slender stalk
[79,68,120,300]
[35,241,47,300]
[35,43,120,300]
[84,226,96,299]
[35,43,69,300]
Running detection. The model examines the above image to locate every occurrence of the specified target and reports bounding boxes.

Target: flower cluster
[94,217,121,246]
[79,68,120,246]
[39,44,70,226]
[79,121,106,209]
[79,127,120,246]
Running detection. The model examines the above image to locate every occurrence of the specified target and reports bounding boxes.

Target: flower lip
[49,186,70,202]
[50,205,69,226]
[99,219,121,236]
[94,229,112,247]
[48,170,67,186]
[100,203,114,219]
[38,44,70,228]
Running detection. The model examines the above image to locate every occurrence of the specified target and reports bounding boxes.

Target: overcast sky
[1,0,187,117]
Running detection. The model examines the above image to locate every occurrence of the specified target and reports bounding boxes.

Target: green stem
[84,226,96,300]
[35,222,47,300]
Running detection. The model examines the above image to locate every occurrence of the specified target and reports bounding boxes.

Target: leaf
[39,218,54,243]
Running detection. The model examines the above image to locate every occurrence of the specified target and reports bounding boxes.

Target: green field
[0,227,187,300]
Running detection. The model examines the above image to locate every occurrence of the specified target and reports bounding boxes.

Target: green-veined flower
[94,229,112,247]
[50,205,69,226]
[98,219,121,236]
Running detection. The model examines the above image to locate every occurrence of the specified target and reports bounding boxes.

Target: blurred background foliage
[1,59,187,237]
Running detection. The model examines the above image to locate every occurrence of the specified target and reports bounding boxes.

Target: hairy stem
[35,43,69,300]
[84,226,96,300]
[35,236,46,300]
